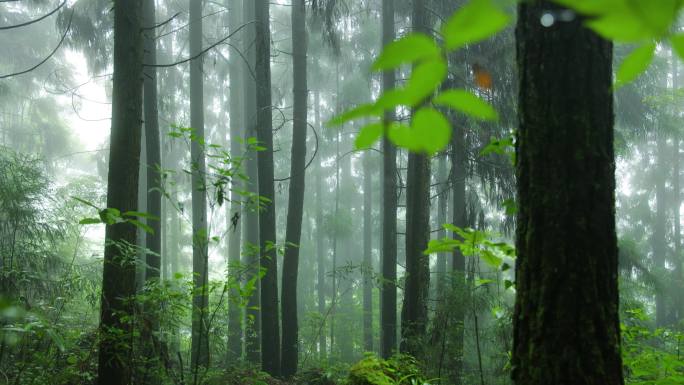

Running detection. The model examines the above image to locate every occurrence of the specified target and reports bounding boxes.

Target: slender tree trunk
[449,119,467,385]
[314,88,327,361]
[673,52,683,323]
[400,0,431,358]
[242,0,261,364]
[97,1,143,384]
[226,0,244,362]
[189,0,209,371]
[255,0,280,375]
[142,0,162,381]
[380,0,397,360]
[654,128,667,327]
[512,2,623,384]
[280,0,307,377]
[435,153,447,298]
[363,152,373,352]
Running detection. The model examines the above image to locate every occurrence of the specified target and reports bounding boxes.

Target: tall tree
[142,0,162,380]
[380,0,397,359]
[400,0,431,357]
[512,2,623,384]
[314,87,327,360]
[242,0,261,364]
[654,122,668,327]
[189,0,209,371]
[281,0,308,377]
[96,1,143,384]
[255,0,280,375]
[362,152,373,352]
[226,0,244,361]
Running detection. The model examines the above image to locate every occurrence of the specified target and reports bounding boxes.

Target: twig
[0,0,65,30]
[0,9,73,79]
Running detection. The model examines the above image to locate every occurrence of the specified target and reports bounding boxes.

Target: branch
[0,9,72,79]
[0,0,65,30]
[141,11,181,31]
[146,21,254,68]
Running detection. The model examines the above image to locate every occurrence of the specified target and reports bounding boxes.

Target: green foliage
[615,43,656,89]
[622,309,684,384]
[347,353,430,385]
[330,0,508,155]
[426,225,515,271]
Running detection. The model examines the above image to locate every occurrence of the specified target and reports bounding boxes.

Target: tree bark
[226,0,244,362]
[512,2,623,384]
[380,0,397,360]
[97,1,143,384]
[363,152,373,352]
[314,88,327,361]
[242,0,261,364]
[281,0,307,376]
[142,0,162,381]
[189,0,209,371]
[255,0,280,376]
[400,0,431,358]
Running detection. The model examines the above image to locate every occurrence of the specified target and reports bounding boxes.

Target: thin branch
[146,21,253,68]
[141,11,181,31]
[0,9,73,79]
[0,0,65,30]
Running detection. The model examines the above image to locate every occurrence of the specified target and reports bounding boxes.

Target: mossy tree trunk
[97,1,143,384]
[512,2,623,384]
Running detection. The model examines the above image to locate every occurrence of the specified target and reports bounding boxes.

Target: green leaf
[442,0,510,51]
[480,249,503,268]
[403,59,448,105]
[71,196,100,210]
[99,208,122,225]
[504,279,515,290]
[585,11,653,42]
[328,103,382,127]
[410,107,451,155]
[376,59,448,109]
[79,217,102,225]
[475,278,494,287]
[355,122,384,150]
[615,42,656,89]
[129,219,154,234]
[372,33,441,71]
[672,34,684,62]
[433,89,498,121]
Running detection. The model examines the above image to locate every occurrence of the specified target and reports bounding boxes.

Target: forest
[1,0,683,384]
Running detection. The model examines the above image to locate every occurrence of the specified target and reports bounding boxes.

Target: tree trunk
[281,0,307,376]
[96,1,143,384]
[400,0,431,358]
[142,0,162,380]
[380,0,397,360]
[435,153,447,298]
[449,120,467,385]
[314,88,327,361]
[255,0,280,376]
[654,129,667,327]
[363,152,373,352]
[189,0,209,371]
[242,0,261,364]
[673,52,683,323]
[226,0,244,362]
[512,3,623,384]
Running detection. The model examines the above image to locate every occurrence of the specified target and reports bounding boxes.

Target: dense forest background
[1,0,683,384]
